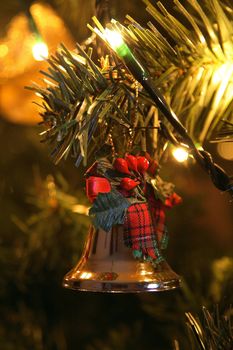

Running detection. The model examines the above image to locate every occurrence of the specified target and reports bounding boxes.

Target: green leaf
[89,190,130,232]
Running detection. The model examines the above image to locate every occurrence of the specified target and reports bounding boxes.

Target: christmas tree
[0,0,232,349]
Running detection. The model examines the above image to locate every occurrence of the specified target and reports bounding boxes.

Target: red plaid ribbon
[123,202,166,262]
[149,196,167,248]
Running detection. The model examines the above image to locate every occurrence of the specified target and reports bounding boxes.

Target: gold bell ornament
[63,155,182,293]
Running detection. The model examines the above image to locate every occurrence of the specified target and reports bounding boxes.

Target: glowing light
[0,44,8,58]
[90,27,131,58]
[32,41,48,61]
[104,29,124,50]
[103,28,132,58]
[217,142,233,160]
[172,147,189,162]
[212,63,229,85]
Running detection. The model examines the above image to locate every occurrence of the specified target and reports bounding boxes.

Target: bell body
[63,225,181,293]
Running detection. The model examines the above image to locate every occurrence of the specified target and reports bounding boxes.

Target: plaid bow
[123,201,167,263]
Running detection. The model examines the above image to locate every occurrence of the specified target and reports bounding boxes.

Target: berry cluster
[113,154,158,192]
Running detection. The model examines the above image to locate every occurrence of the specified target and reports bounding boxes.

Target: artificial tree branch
[112,41,233,197]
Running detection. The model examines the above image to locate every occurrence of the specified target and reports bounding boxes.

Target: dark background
[0,1,233,349]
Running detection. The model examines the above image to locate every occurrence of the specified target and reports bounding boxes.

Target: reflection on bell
[63,225,181,293]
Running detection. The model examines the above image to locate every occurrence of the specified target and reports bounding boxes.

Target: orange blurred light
[0,2,75,124]
[0,44,8,58]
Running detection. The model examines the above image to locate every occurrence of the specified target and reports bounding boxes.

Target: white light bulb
[104,29,124,50]
[32,41,48,61]
[172,147,189,162]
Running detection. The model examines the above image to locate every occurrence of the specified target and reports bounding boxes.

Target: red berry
[113,158,131,174]
[125,154,138,172]
[165,193,182,208]
[136,156,149,173]
[120,178,140,191]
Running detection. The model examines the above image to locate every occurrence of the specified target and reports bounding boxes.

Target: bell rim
[62,276,181,293]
